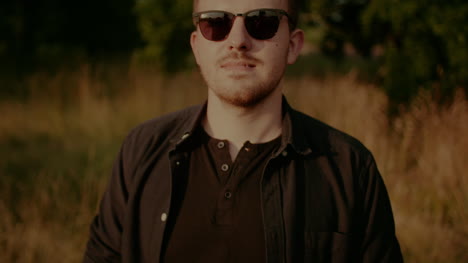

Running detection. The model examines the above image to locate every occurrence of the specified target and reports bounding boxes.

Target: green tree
[362,0,468,106]
[0,0,142,99]
[309,0,374,58]
[0,0,141,70]
[310,0,467,109]
[135,0,194,72]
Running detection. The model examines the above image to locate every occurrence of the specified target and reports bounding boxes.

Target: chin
[215,85,277,108]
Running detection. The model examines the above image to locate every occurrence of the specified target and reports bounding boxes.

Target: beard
[208,75,282,108]
[200,53,285,108]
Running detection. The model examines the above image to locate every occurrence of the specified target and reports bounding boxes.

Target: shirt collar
[172,97,322,156]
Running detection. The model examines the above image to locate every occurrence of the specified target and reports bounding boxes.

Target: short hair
[193,0,298,29]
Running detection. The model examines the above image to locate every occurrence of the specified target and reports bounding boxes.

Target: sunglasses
[192,8,292,41]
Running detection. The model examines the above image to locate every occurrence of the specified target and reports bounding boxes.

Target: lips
[220,61,256,70]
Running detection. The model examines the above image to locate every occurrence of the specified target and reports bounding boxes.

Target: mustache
[218,52,261,65]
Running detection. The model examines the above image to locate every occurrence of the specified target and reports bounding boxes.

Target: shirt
[163,128,281,262]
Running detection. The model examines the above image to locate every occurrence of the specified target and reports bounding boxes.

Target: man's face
[191,0,303,107]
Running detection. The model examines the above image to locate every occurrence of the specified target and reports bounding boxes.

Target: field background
[1,0,467,262]
[0,66,467,262]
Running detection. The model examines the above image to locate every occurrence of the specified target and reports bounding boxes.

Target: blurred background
[0,0,466,262]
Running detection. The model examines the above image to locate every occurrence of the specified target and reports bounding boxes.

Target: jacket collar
[279,97,313,156]
[169,103,207,150]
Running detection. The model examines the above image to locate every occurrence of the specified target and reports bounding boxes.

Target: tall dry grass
[0,65,467,262]
[286,76,468,262]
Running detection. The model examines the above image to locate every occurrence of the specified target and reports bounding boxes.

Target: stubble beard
[200,67,284,108]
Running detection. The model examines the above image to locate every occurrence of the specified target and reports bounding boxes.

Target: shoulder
[290,108,381,195]
[118,104,203,171]
[292,109,371,156]
[126,104,202,144]
[289,108,376,179]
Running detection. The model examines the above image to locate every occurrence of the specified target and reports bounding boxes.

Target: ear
[287,29,304,65]
[190,31,200,65]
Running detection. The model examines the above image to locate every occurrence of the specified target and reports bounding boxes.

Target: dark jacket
[84,99,403,263]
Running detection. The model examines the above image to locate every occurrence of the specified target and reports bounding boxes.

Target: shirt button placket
[217,141,225,149]
[221,163,229,172]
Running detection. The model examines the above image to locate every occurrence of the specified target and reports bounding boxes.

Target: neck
[203,88,283,160]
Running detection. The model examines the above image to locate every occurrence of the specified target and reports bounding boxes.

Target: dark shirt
[83,98,404,263]
[163,128,281,262]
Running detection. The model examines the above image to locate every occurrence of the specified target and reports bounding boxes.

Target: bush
[310,0,468,109]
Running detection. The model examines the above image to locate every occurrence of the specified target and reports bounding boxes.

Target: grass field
[0,65,467,262]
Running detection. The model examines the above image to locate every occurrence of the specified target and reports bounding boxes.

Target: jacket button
[282,151,288,157]
[161,213,168,222]
[176,161,181,166]
[181,133,190,140]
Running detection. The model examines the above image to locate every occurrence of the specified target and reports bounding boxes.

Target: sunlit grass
[0,65,467,262]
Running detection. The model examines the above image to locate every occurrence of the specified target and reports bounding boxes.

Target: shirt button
[282,151,288,157]
[221,164,229,172]
[176,161,181,166]
[161,213,168,222]
[224,191,232,199]
[217,141,225,149]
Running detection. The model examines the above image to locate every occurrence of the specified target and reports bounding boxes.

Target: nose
[227,17,252,51]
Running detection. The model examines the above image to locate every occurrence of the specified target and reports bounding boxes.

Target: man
[84,0,403,262]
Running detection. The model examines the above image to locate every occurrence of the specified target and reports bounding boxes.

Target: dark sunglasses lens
[199,12,233,41]
[245,10,280,40]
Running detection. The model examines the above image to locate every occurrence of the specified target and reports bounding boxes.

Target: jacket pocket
[304,231,360,263]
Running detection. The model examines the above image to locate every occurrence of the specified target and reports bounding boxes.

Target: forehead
[195,0,288,13]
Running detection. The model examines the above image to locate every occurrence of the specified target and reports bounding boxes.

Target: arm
[360,155,404,262]
[83,147,129,263]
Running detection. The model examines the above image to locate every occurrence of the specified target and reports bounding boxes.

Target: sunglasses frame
[192,8,293,41]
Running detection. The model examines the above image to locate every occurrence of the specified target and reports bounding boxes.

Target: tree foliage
[365,0,467,105]
[311,0,467,107]
[135,0,193,72]
[309,0,374,58]
[0,0,141,71]
[0,0,142,98]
